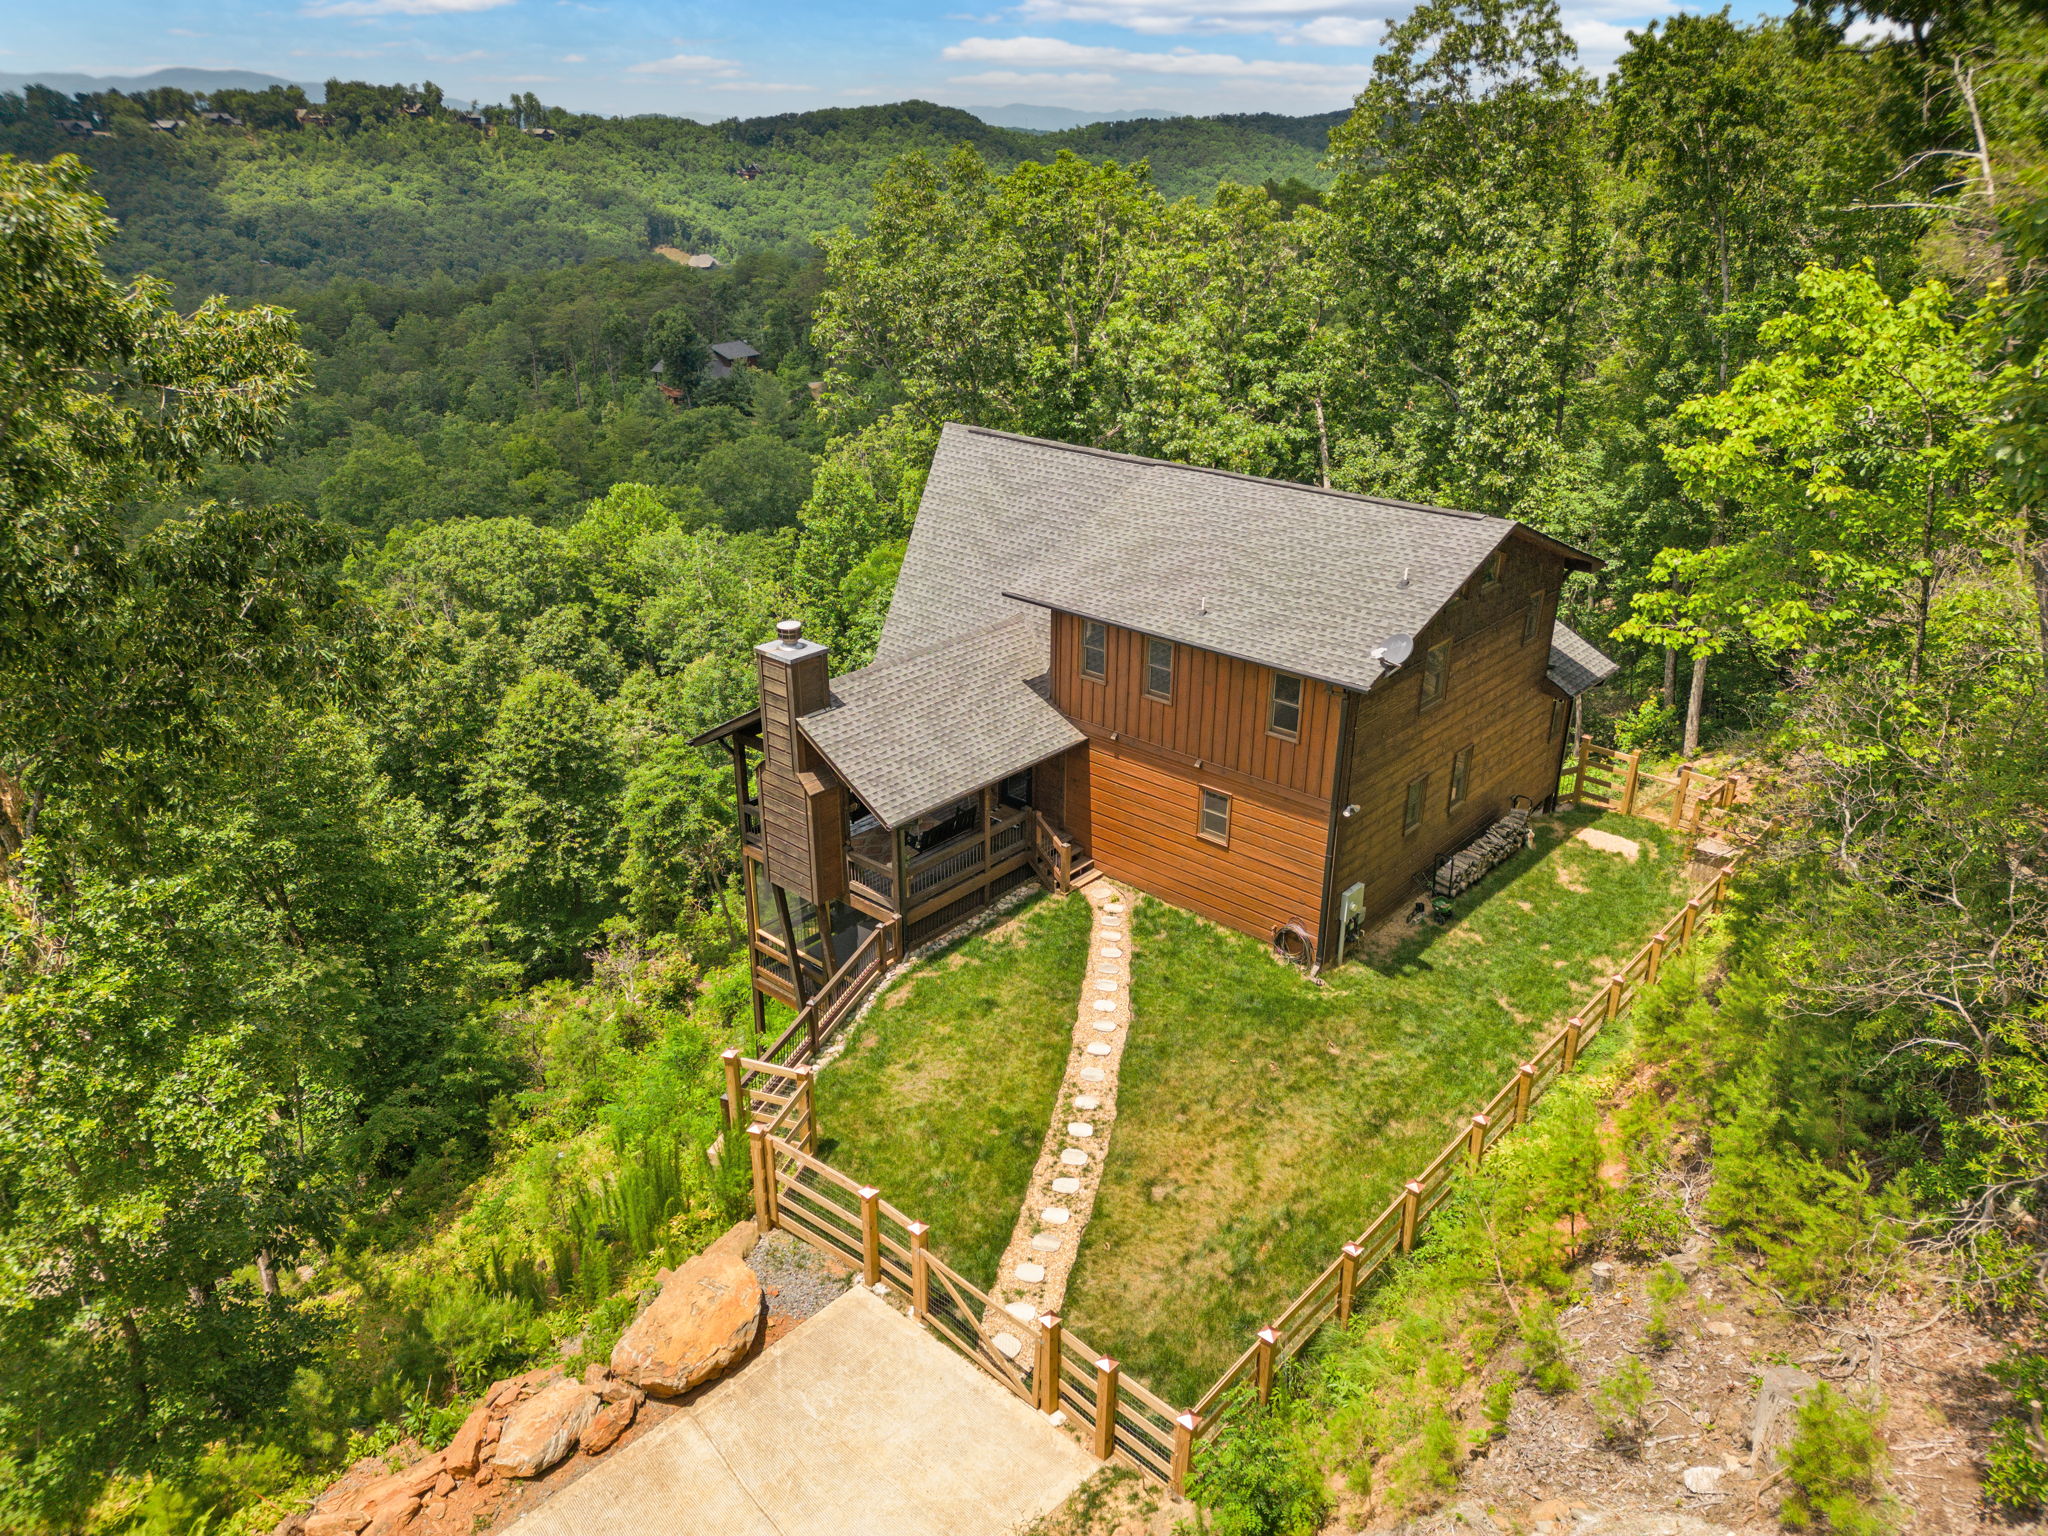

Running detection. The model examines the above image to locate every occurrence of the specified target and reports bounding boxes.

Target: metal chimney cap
[776,619,804,647]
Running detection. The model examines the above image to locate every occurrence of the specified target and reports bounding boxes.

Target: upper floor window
[1522,593,1543,644]
[1080,618,1107,682]
[1481,549,1505,588]
[1418,641,1449,710]
[1404,774,1428,834]
[1268,672,1302,740]
[1448,745,1472,810]
[1198,787,1231,845]
[1145,637,1175,702]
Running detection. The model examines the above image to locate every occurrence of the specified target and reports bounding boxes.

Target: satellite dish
[1373,633,1415,668]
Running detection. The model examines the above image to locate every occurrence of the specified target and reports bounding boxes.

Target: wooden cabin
[694,426,1617,1036]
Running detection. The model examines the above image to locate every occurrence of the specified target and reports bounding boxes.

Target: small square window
[1418,641,1449,710]
[1448,745,1472,810]
[1549,696,1568,741]
[1080,618,1107,682]
[1268,672,1302,739]
[1482,549,1505,587]
[1522,593,1543,644]
[1198,787,1231,844]
[1145,637,1175,702]
[1403,775,1428,834]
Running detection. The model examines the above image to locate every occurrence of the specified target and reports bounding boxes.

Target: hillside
[0,93,1336,301]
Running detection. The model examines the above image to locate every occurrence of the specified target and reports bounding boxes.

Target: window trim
[1481,549,1505,588]
[1403,774,1428,835]
[1197,786,1232,846]
[1267,671,1302,741]
[1144,636,1175,703]
[1549,695,1568,742]
[1418,640,1450,711]
[1448,745,1473,811]
[1522,592,1543,645]
[1079,618,1107,683]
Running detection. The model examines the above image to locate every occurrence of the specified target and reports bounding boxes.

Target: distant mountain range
[968,104,1174,132]
[0,67,325,100]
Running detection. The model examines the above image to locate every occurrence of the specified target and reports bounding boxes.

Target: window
[1418,641,1449,710]
[1080,618,1107,682]
[1145,637,1175,702]
[1403,775,1428,834]
[1522,592,1544,644]
[1549,696,1568,741]
[1482,549,1505,587]
[1198,788,1231,845]
[1448,745,1472,810]
[1268,672,1302,739]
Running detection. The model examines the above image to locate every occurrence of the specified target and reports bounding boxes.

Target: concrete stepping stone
[1093,978,1117,992]
[1078,1067,1105,1083]
[1099,945,1123,958]
[1052,1176,1081,1194]
[1040,1207,1070,1225]
[1059,1148,1089,1167]
[1086,1042,1111,1056]
[1015,1262,1046,1283]
[1031,1234,1060,1252]
[1104,901,1125,913]
[1005,1301,1037,1322]
[1092,998,1117,1012]
[993,1331,1022,1358]
[1068,1122,1094,1137]
[1073,1095,1100,1111]
[1091,1019,1117,1033]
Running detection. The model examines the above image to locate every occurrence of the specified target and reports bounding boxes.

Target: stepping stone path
[984,880,1138,1345]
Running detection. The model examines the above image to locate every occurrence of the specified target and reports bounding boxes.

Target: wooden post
[1620,750,1643,816]
[1513,1063,1536,1125]
[1646,933,1667,986]
[1571,732,1590,805]
[1713,868,1730,905]
[1562,1018,1582,1071]
[1680,898,1700,947]
[748,985,766,1057]
[798,1066,818,1154]
[1254,1328,1279,1404]
[1399,1181,1423,1253]
[1170,1413,1196,1496]
[1467,1114,1489,1166]
[747,1125,773,1231]
[1670,764,1693,828]
[1337,1243,1363,1324]
[722,1049,744,1131]
[1092,1358,1120,1459]
[908,1222,930,1323]
[858,1186,881,1288]
[1037,1314,1064,1415]
[1604,976,1624,1023]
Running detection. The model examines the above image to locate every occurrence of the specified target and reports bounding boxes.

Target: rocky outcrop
[609,1246,763,1396]
[492,1376,601,1478]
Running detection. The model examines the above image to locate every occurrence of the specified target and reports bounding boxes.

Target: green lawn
[1060,807,1689,1404]
[811,889,1093,1289]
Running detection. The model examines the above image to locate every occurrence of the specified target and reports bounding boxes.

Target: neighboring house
[200,111,242,127]
[148,118,184,132]
[704,340,761,380]
[694,425,1617,1032]
[55,119,95,136]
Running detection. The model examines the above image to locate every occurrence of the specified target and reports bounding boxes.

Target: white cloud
[942,34,1373,83]
[698,80,812,91]
[1283,14,1381,44]
[303,0,513,15]
[560,52,587,62]
[947,68,1120,85]
[626,52,742,75]
[1013,0,1397,39]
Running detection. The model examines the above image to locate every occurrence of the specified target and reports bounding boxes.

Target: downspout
[1315,686,1359,973]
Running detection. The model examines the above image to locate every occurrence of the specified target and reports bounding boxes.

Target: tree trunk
[1683,652,1709,757]
[2031,533,2048,665]
[257,1249,280,1298]
[1661,647,1676,709]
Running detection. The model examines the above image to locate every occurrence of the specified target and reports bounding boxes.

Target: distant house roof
[1546,623,1620,697]
[683,252,719,268]
[201,111,241,125]
[797,613,1084,828]
[883,425,1600,694]
[704,340,762,380]
[149,119,184,131]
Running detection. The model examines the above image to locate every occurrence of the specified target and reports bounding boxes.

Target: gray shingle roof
[1547,622,1620,697]
[710,340,759,361]
[798,612,1084,828]
[880,425,1594,693]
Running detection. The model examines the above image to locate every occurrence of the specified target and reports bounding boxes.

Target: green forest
[3,0,2047,1530]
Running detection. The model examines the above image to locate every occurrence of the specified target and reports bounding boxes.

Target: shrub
[1984,1350,2048,1513]
[1591,1356,1654,1450]
[1481,1375,1515,1440]
[1779,1384,1898,1536]
[1384,1408,1463,1507]
[1181,1406,1330,1536]
[1613,697,1678,753]
[1644,1263,1686,1352]
[1518,1301,1577,1396]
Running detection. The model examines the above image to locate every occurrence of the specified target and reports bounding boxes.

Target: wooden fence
[1567,738,1741,832]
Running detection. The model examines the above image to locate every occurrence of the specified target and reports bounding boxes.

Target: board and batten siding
[1048,610,1340,948]
[1326,537,1569,943]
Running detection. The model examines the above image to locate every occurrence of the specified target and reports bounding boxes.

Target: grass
[812,888,1093,1289]
[1060,807,1690,1404]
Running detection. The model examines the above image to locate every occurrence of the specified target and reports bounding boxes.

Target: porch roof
[1546,622,1621,697]
[798,612,1083,829]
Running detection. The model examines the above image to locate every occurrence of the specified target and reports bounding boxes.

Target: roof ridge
[953,423,1499,524]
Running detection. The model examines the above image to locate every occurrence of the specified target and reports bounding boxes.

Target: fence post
[1646,933,1667,986]
[1670,764,1693,828]
[1337,1242,1363,1324]
[1513,1063,1536,1126]
[1399,1181,1423,1253]
[1170,1414,1196,1496]
[798,1066,819,1154]
[1604,976,1624,1024]
[1037,1314,1064,1414]
[859,1186,881,1288]
[1467,1114,1489,1167]
[1093,1358,1120,1459]
[1620,750,1643,816]
[1680,898,1700,948]
[1562,1016,1582,1071]
[1571,733,1590,805]
[805,1003,820,1065]
[722,1048,743,1131]
[746,1125,773,1231]
[1254,1328,1279,1404]
[908,1222,930,1323]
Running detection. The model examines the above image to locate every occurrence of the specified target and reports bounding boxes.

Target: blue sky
[6,0,1781,120]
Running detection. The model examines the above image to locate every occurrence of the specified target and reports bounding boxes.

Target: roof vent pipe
[1399,566,1411,588]
[776,619,804,648]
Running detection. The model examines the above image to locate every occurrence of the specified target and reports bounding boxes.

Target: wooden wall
[1325,535,1569,946]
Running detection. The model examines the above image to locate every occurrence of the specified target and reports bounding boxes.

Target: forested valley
[3,1,2047,1531]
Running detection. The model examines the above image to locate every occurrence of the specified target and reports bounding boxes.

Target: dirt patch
[1576,826,1643,861]
[1553,860,1592,893]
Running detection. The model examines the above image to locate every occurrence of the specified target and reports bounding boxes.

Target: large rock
[580,1393,639,1456]
[492,1376,600,1478]
[609,1247,762,1396]
[442,1402,493,1478]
